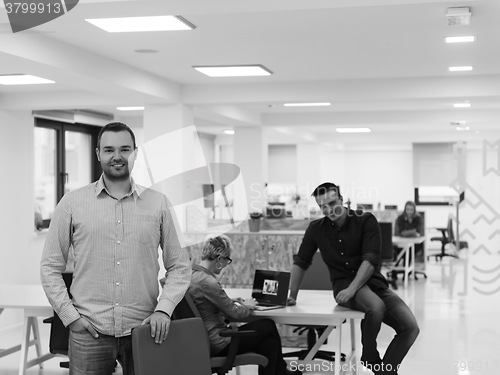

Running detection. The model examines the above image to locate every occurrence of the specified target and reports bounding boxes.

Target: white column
[233,127,267,220]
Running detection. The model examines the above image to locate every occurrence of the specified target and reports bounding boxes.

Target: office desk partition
[225,288,365,374]
[391,236,426,288]
[0,285,55,375]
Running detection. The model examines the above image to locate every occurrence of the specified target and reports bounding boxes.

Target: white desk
[0,285,55,375]
[226,288,365,374]
[391,236,426,288]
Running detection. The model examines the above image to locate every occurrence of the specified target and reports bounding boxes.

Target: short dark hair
[97,122,136,150]
[311,182,343,200]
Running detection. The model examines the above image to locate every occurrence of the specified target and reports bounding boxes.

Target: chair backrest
[48,272,73,355]
[447,216,454,242]
[132,318,212,375]
[301,251,331,290]
[379,222,393,262]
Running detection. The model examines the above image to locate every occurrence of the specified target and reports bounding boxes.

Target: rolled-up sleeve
[361,215,382,268]
[293,225,318,270]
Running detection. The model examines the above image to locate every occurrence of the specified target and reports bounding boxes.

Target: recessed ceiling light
[223,129,235,135]
[456,125,470,131]
[283,102,331,107]
[453,103,471,108]
[445,36,476,43]
[85,16,195,32]
[0,74,55,85]
[116,106,145,111]
[335,127,371,133]
[134,49,159,54]
[193,65,272,77]
[449,66,473,72]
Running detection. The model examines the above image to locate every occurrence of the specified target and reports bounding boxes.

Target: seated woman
[395,201,423,237]
[393,200,424,262]
[189,234,301,375]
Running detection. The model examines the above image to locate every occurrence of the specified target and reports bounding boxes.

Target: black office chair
[42,272,73,369]
[283,251,346,362]
[428,217,468,261]
[172,293,269,375]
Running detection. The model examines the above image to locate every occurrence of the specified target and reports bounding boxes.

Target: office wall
[0,110,37,328]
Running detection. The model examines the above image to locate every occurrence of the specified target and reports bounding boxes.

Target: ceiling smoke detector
[446,7,471,26]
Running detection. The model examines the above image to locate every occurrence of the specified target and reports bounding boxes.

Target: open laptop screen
[251,270,290,306]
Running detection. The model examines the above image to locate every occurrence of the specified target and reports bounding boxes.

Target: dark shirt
[293,210,389,295]
[395,214,422,235]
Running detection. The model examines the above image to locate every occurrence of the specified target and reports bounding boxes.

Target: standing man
[41,122,191,375]
[288,182,419,375]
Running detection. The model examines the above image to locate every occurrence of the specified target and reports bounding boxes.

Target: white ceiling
[1,0,499,145]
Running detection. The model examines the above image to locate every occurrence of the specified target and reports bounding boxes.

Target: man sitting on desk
[287,182,419,375]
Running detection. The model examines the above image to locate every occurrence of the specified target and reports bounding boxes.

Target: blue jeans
[69,330,133,375]
[341,285,419,374]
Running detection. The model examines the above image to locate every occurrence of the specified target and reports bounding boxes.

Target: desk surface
[392,235,425,245]
[225,288,364,325]
[0,285,51,311]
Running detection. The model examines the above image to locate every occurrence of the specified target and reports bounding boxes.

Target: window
[34,118,101,227]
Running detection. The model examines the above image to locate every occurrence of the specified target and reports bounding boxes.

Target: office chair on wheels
[428,217,468,261]
[283,251,346,362]
[42,272,73,369]
[171,293,269,375]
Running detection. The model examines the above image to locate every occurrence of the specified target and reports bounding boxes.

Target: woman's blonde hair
[201,234,233,260]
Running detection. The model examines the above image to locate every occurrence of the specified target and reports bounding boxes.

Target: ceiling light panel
[0,74,55,85]
[85,16,195,32]
[449,66,473,72]
[335,127,371,133]
[445,36,476,43]
[454,103,471,108]
[193,65,272,77]
[116,106,145,111]
[283,102,331,107]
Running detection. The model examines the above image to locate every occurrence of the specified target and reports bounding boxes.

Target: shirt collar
[95,174,144,201]
[192,264,216,278]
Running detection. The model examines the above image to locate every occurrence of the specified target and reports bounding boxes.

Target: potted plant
[249,211,263,232]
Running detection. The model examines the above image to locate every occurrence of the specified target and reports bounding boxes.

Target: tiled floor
[1,248,499,374]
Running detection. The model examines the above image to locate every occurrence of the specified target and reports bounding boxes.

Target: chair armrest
[217,328,258,373]
[43,317,54,324]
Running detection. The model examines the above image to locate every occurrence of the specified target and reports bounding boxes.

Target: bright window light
[223,129,235,135]
[454,103,471,108]
[449,66,473,72]
[0,74,54,85]
[193,65,272,77]
[445,36,476,43]
[116,106,145,111]
[284,102,331,107]
[335,127,371,133]
[85,16,195,32]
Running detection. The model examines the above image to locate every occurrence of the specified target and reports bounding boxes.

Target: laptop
[251,270,291,311]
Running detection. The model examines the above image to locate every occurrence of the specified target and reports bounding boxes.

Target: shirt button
[115,303,119,306]
[339,239,342,242]
[117,241,121,244]
[117,220,121,224]
[345,262,349,265]
[341,252,344,255]
[116,282,120,286]
[117,261,120,265]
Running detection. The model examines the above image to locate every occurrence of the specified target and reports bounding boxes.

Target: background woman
[189,234,301,375]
